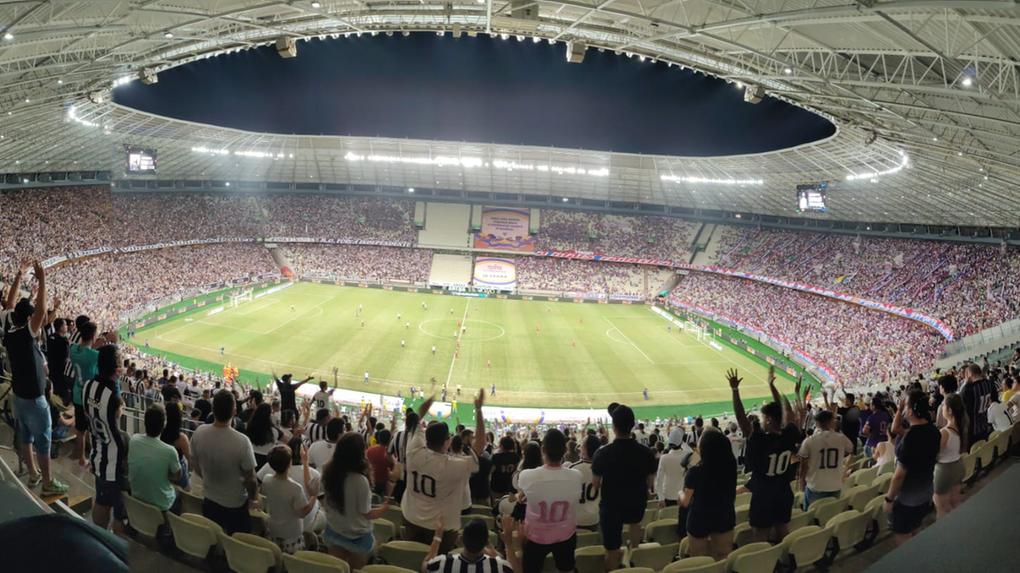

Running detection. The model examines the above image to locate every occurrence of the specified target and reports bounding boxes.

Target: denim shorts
[803,487,841,511]
[13,396,52,455]
[323,526,374,555]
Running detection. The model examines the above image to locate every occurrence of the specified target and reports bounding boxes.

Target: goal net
[230,289,254,307]
[684,320,708,341]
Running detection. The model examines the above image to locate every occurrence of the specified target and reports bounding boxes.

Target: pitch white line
[602,317,654,364]
[444,301,470,388]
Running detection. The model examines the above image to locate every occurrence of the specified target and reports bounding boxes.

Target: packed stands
[285,244,432,284]
[260,195,416,243]
[516,257,664,298]
[670,272,945,385]
[536,209,698,261]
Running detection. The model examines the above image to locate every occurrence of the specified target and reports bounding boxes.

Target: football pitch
[130,282,794,414]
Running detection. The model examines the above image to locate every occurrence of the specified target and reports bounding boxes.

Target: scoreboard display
[126,146,157,173]
[796,182,829,213]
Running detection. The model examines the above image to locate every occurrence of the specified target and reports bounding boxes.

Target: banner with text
[473,257,518,289]
[473,207,535,251]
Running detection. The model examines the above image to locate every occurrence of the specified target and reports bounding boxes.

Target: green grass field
[130,283,790,412]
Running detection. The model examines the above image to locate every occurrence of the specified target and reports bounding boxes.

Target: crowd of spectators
[712,226,1020,337]
[516,257,671,298]
[670,272,945,386]
[288,245,432,284]
[535,210,698,261]
[111,192,264,243]
[261,195,416,244]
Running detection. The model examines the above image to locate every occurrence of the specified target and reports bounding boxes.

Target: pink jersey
[516,465,584,545]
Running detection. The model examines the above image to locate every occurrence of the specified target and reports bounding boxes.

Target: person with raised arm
[728,367,802,543]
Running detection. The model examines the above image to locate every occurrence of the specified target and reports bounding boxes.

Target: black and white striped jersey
[83,377,126,482]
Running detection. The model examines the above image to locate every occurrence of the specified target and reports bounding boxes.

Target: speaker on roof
[566,41,586,64]
[743,84,765,104]
[276,37,297,59]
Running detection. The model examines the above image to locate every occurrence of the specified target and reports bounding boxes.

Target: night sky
[114,34,834,156]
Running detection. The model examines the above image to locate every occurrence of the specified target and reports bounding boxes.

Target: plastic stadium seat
[167,512,223,560]
[663,556,726,573]
[122,492,166,539]
[470,504,492,514]
[734,492,752,507]
[177,488,204,515]
[960,453,977,485]
[725,542,782,573]
[994,430,1011,461]
[733,523,754,548]
[658,505,680,521]
[786,509,815,533]
[863,495,889,543]
[249,509,269,538]
[679,535,691,559]
[808,497,847,527]
[645,518,681,545]
[871,472,893,493]
[969,439,987,456]
[282,551,351,573]
[876,460,895,476]
[380,505,404,530]
[648,499,662,509]
[734,504,750,524]
[576,530,601,548]
[976,442,995,474]
[825,510,871,556]
[792,491,804,511]
[361,566,417,573]
[379,540,430,571]
[616,568,656,573]
[629,542,679,570]
[779,525,829,570]
[220,532,282,573]
[373,518,397,544]
[850,466,878,487]
[841,484,872,511]
[574,545,607,573]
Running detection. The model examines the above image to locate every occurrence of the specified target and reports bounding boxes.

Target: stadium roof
[0,1,1016,226]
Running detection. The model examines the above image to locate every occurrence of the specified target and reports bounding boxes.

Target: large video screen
[796,182,828,213]
[126,147,157,173]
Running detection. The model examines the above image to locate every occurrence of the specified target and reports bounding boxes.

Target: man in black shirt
[273,372,313,414]
[489,435,520,498]
[837,392,861,454]
[960,364,997,444]
[591,403,657,571]
[884,390,940,545]
[46,318,72,402]
[194,389,213,421]
[729,367,802,542]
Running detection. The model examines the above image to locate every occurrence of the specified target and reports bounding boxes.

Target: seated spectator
[128,404,182,513]
[366,429,394,497]
[421,516,520,573]
[160,400,192,490]
[258,436,325,534]
[309,417,345,469]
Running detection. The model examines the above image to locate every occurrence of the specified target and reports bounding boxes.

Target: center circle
[417,318,506,342]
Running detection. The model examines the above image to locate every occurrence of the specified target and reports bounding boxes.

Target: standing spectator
[933,394,966,519]
[883,390,940,546]
[274,372,314,416]
[366,429,394,497]
[190,390,258,534]
[729,368,801,543]
[128,404,182,513]
[655,428,694,506]
[3,261,68,495]
[260,444,318,554]
[320,433,390,569]
[309,418,344,469]
[305,408,332,445]
[591,403,657,571]
[466,431,492,506]
[837,392,862,454]
[402,393,486,554]
[517,429,583,573]
[84,345,129,534]
[45,317,71,402]
[681,429,737,561]
[960,364,997,445]
[568,435,602,531]
[387,408,419,503]
[194,389,212,422]
[69,321,101,466]
[160,400,192,490]
[861,396,891,458]
[490,435,520,500]
[797,410,854,510]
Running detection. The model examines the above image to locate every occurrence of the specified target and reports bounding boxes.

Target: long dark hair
[519,441,542,471]
[245,403,276,446]
[942,393,968,453]
[322,432,369,514]
[160,400,183,445]
[697,429,737,489]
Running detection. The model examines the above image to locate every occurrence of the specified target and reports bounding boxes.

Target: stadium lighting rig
[192,146,294,160]
[845,150,909,181]
[660,174,764,185]
[343,151,609,177]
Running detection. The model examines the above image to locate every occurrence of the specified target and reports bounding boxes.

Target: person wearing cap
[655,427,696,507]
[591,402,657,570]
[3,261,69,495]
[796,410,854,510]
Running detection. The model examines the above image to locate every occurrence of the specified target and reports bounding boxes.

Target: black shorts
[523,534,577,572]
[687,506,736,538]
[95,478,127,520]
[74,403,88,432]
[202,498,252,535]
[889,502,930,534]
[748,484,793,529]
[599,505,645,551]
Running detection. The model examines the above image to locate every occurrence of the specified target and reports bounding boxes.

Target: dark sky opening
[115,33,834,156]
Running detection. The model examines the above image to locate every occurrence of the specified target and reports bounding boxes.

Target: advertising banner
[473,257,518,289]
[473,207,536,251]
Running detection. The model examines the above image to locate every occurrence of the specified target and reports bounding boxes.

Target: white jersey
[401,429,479,531]
[312,390,331,410]
[517,465,584,544]
[655,445,695,502]
[566,459,600,527]
[797,430,854,492]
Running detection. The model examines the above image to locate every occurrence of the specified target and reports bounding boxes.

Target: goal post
[684,320,708,341]
[230,288,254,307]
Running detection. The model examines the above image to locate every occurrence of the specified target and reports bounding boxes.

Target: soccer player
[84,345,128,534]
[456,384,462,397]
[643,388,649,401]
[290,304,295,312]
[363,371,369,384]
[728,367,802,543]
[568,435,601,531]
[432,345,437,356]
[591,403,657,570]
[397,312,401,321]
[401,339,406,349]
[486,359,491,369]
[401,391,487,553]
[797,410,853,510]
[219,346,225,356]
[518,429,584,573]
[490,383,496,396]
